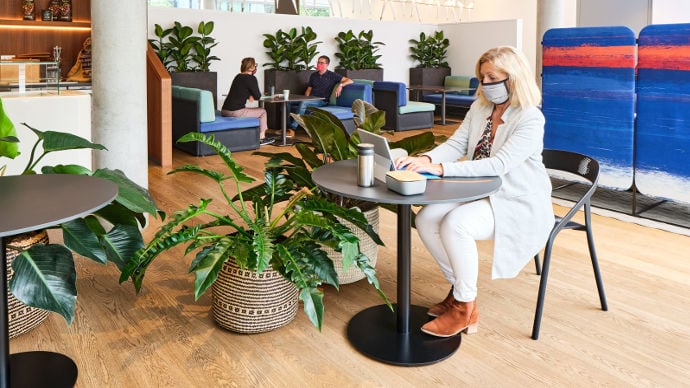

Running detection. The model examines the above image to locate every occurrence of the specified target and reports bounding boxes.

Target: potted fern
[121,133,390,333]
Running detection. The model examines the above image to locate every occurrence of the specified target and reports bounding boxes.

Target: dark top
[221,73,261,111]
[308,70,343,98]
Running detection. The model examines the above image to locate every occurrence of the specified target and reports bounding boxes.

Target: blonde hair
[474,46,541,109]
[240,57,256,73]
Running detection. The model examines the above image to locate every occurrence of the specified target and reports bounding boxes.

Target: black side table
[1,174,118,388]
[312,159,501,366]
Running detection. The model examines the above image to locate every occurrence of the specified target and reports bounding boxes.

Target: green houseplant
[334,30,385,81]
[262,26,321,128]
[409,30,450,69]
[262,26,321,71]
[121,133,390,331]
[149,20,220,106]
[0,98,161,325]
[409,31,452,96]
[149,20,219,72]
[254,101,438,283]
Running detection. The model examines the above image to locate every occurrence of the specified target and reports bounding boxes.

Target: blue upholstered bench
[422,76,479,113]
[171,85,260,156]
[372,81,435,131]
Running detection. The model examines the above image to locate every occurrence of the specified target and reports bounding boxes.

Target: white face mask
[482,79,510,105]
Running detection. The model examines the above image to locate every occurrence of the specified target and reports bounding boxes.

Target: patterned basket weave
[5,230,51,339]
[212,260,299,334]
[324,207,379,285]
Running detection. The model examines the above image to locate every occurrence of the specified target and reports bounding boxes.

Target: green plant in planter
[121,133,390,331]
[0,98,162,324]
[334,30,385,70]
[409,31,450,68]
[149,21,219,72]
[262,26,321,71]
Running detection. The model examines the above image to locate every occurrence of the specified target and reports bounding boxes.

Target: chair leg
[532,240,554,340]
[534,254,542,275]
[585,203,608,311]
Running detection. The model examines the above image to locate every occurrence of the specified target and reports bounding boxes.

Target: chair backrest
[444,75,479,95]
[329,83,373,106]
[171,85,216,123]
[542,149,599,186]
[372,81,407,107]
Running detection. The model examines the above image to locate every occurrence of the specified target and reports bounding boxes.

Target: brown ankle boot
[427,287,455,317]
[421,299,478,338]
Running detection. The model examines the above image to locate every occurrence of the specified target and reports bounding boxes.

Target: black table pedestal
[347,305,461,366]
[9,351,77,387]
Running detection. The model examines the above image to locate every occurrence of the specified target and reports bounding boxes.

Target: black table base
[347,304,461,366]
[9,351,78,387]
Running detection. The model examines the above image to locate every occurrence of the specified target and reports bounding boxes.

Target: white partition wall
[148,8,522,105]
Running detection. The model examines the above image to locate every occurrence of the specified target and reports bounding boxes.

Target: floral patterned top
[472,118,494,160]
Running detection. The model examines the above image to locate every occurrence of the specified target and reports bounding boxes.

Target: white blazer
[424,101,554,279]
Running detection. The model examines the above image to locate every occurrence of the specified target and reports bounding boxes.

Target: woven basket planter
[324,207,379,285]
[5,230,51,339]
[212,260,299,334]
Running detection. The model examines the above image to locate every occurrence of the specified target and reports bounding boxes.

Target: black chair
[532,149,608,340]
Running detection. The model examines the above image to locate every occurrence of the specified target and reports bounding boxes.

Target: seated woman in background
[221,57,274,146]
[395,46,554,338]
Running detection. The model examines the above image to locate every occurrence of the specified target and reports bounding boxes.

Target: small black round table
[312,159,501,366]
[0,174,118,388]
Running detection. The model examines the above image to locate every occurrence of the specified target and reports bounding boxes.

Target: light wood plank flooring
[9,124,690,387]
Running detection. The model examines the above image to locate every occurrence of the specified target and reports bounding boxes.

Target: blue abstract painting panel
[636,23,690,203]
[542,26,636,190]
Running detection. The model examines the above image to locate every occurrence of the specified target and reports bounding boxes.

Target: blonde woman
[395,46,554,338]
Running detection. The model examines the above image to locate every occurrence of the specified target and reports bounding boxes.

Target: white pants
[415,198,495,302]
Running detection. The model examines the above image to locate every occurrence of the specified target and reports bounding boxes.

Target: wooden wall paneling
[146,46,172,168]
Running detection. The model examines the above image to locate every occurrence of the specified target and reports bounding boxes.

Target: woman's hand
[394,156,443,176]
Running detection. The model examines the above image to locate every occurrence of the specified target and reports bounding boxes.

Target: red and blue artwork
[635,23,690,203]
[542,26,637,190]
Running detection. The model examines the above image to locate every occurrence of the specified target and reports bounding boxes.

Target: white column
[536,0,565,88]
[91,2,148,189]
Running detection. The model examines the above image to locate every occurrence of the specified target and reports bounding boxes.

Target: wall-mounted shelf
[0,19,90,28]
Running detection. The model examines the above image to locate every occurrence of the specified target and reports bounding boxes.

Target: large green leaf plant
[121,133,390,331]
[0,98,161,324]
[409,30,450,68]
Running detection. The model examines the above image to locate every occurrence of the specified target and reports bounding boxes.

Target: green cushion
[444,75,473,89]
[353,79,376,87]
[172,85,216,123]
[399,101,435,114]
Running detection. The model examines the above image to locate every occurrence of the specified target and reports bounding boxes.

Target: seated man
[290,55,353,129]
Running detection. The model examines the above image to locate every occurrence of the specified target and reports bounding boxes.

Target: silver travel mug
[357,143,375,187]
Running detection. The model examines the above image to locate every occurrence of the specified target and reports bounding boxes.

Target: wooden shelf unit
[0,1,91,78]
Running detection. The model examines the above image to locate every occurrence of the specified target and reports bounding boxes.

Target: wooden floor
[10,123,690,387]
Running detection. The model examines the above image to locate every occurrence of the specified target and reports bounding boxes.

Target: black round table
[312,159,501,366]
[0,174,118,388]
